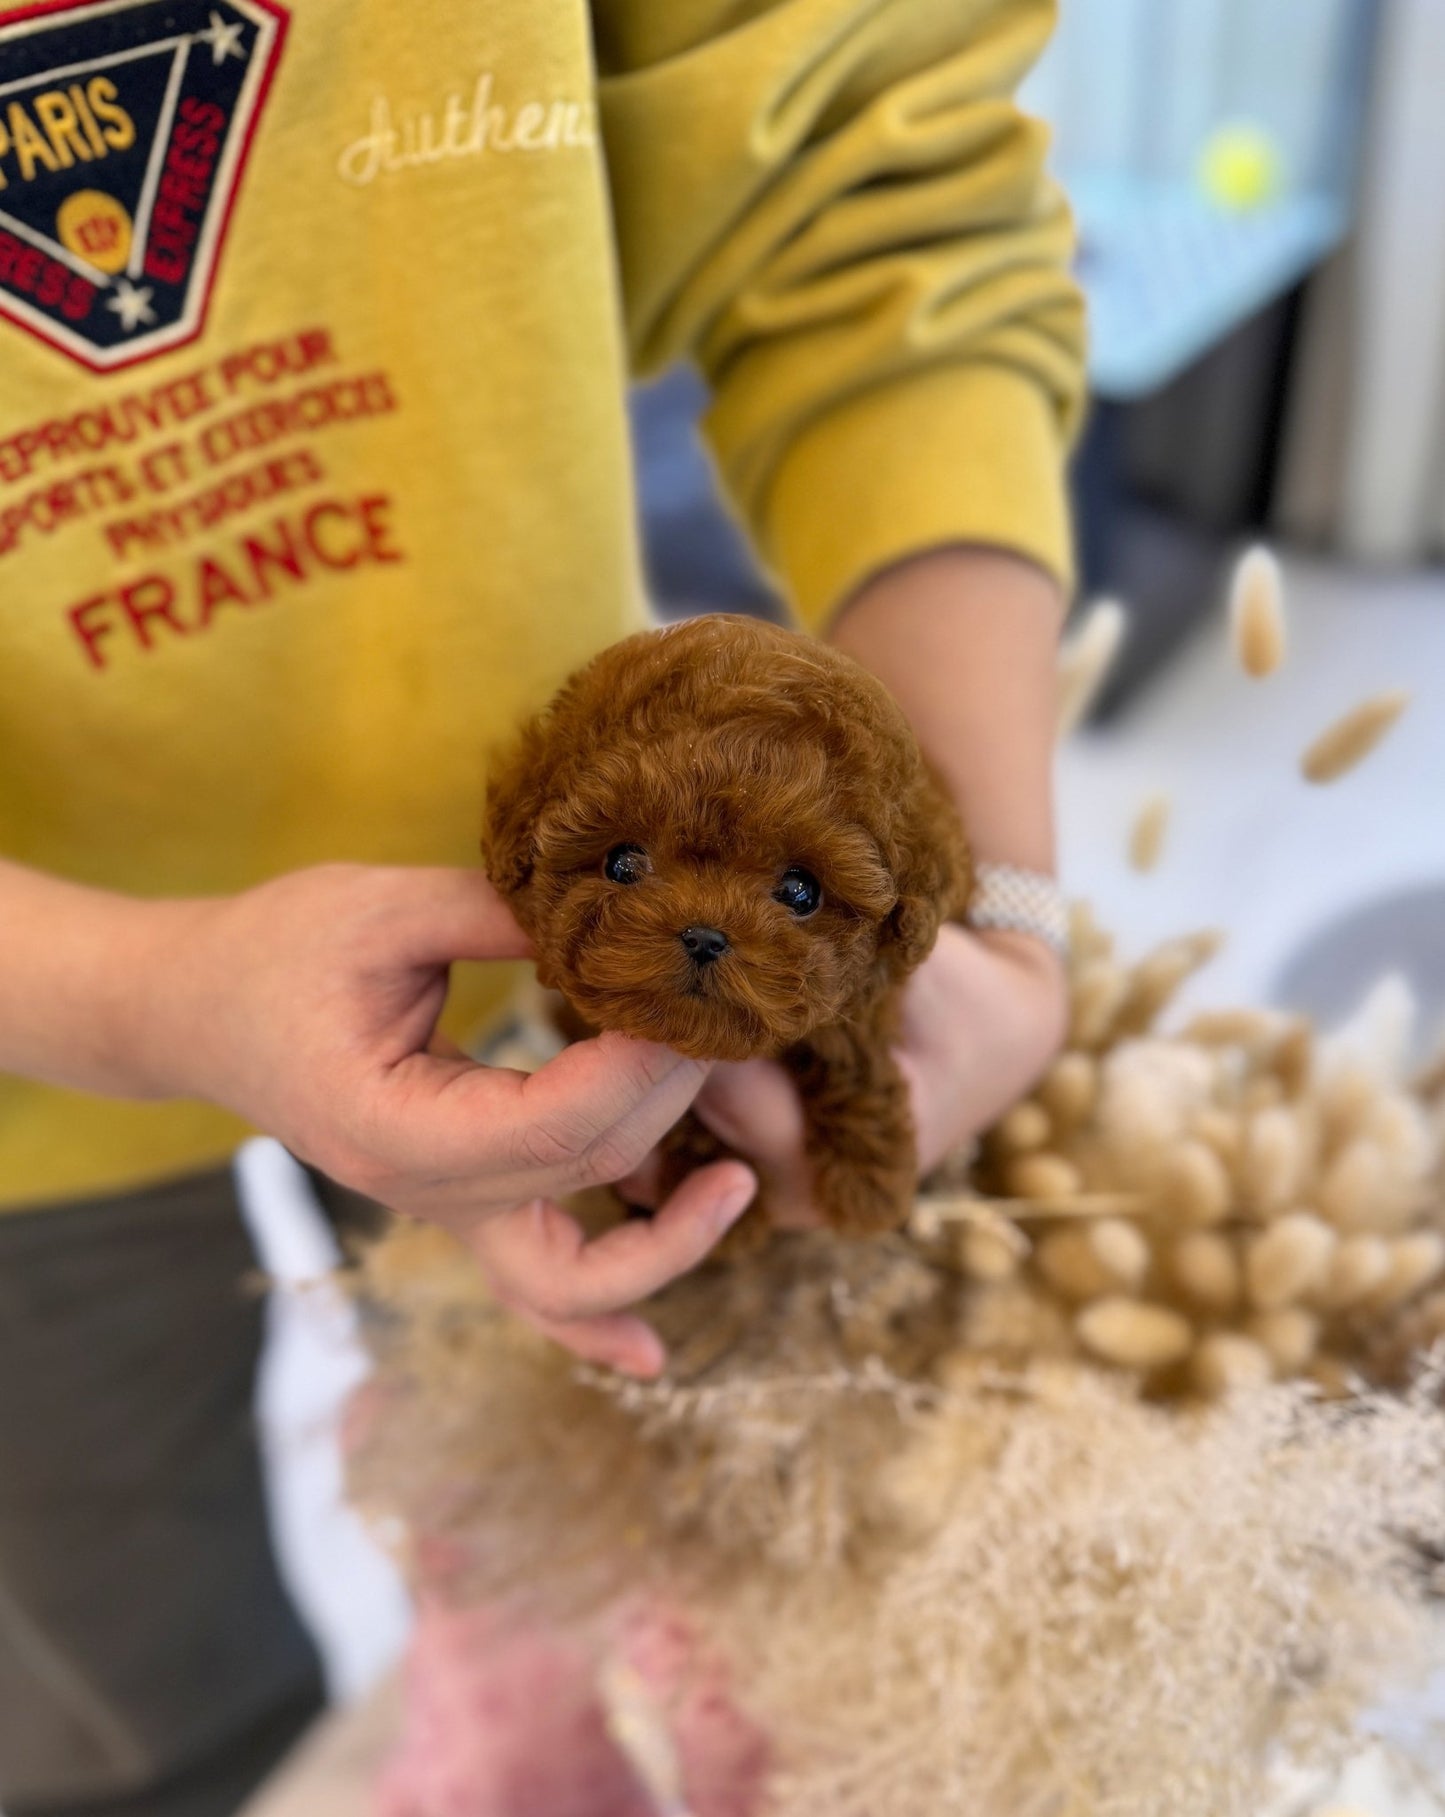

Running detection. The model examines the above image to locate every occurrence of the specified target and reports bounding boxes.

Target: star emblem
[105,278,157,332]
[194,9,245,64]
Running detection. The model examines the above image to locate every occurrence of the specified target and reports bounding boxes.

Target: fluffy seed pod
[1268,1023,1314,1098]
[1368,1096,1436,1179]
[1057,598,1127,737]
[1318,1139,1395,1233]
[1183,1009,1281,1049]
[1088,1219,1151,1290]
[1005,1154,1083,1203]
[1095,1042,1218,1163]
[1246,1213,1337,1310]
[1171,1231,1240,1310]
[1114,932,1227,1037]
[1237,1107,1304,1216]
[1191,1333,1272,1396]
[1247,1307,1320,1375]
[1036,1052,1098,1129]
[1301,690,1410,784]
[1228,544,1287,678]
[1363,1232,1445,1313]
[1067,900,1114,964]
[1076,1299,1193,1370]
[1314,1235,1392,1311]
[1071,962,1130,1048]
[992,1101,1051,1155]
[1242,1076,1285,1113]
[961,1222,1027,1284]
[1128,794,1170,873]
[1318,1067,1381,1158]
[1036,1230,1116,1302]
[1193,1109,1243,1167]
[1159,1141,1233,1227]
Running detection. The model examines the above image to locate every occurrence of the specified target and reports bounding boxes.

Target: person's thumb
[389,867,534,965]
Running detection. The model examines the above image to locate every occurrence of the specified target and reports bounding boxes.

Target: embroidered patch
[0,0,286,371]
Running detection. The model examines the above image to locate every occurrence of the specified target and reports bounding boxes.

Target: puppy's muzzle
[679,924,729,965]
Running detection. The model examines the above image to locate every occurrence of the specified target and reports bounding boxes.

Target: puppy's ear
[875,778,973,984]
[482,714,561,901]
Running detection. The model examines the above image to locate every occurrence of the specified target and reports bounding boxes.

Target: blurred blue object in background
[630,368,780,624]
[1020,0,1376,399]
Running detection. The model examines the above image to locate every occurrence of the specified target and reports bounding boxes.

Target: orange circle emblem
[56,190,133,275]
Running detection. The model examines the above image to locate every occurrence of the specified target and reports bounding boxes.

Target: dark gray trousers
[0,1165,377,1817]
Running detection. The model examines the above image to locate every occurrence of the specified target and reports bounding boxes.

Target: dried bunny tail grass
[762,1368,1445,1817]
[1270,1021,1316,1097]
[1128,791,1171,872]
[1068,899,1115,964]
[1057,597,1128,737]
[1171,1230,1241,1310]
[959,1219,1028,1283]
[1112,929,1226,1038]
[355,911,1445,1814]
[1036,1224,1145,1302]
[1036,1051,1098,1129]
[1075,1297,1193,1368]
[1160,1140,1234,1226]
[1321,974,1419,1091]
[1229,543,1287,678]
[1363,1233,1445,1314]
[1003,1152,1083,1201]
[1316,1236,1393,1312]
[1237,1108,1308,1217]
[1246,1213,1337,1311]
[1247,1307,1320,1376]
[349,1217,1445,1817]
[971,929,1445,1399]
[1191,1331,1272,1395]
[1069,957,1131,1047]
[350,1226,981,1583]
[989,1100,1051,1154]
[1301,691,1410,784]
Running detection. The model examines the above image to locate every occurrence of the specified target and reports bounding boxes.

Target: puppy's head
[483,617,970,1062]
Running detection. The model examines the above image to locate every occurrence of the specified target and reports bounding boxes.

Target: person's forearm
[0,859,194,1097]
[827,546,1063,874]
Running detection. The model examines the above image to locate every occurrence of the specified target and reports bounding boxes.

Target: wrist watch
[963,862,1069,959]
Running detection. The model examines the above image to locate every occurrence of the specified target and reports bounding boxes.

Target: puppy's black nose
[680,925,729,964]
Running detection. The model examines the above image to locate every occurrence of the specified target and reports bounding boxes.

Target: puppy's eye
[773,866,822,917]
[603,843,651,885]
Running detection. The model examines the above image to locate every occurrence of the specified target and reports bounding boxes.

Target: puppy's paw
[813,1158,915,1238]
[710,1196,775,1261]
[655,1113,775,1261]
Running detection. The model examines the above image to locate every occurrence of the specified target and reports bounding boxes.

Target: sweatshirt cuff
[763,361,1076,633]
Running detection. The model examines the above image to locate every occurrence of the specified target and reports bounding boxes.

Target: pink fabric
[375,1599,770,1817]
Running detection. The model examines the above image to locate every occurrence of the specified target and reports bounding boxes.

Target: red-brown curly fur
[482,615,971,1241]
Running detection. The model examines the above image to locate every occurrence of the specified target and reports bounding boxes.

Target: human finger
[614,1149,665,1210]
[524,1309,667,1378]
[469,1161,755,1323]
[508,1032,712,1188]
[691,1060,821,1230]
[358,1032,706,1194]
[386,866,536,964]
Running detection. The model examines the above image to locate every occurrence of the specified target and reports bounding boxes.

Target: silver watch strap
[965,862,1069,958]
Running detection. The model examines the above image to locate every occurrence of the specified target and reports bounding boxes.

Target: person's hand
[623,923,1066,1229]
[132,864,755,1373]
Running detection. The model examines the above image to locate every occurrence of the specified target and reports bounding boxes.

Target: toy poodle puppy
[482,615,971,1242]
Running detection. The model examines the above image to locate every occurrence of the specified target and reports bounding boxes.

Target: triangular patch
[0,0,287,371]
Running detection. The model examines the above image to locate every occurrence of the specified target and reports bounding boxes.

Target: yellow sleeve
[592,0,1088,630]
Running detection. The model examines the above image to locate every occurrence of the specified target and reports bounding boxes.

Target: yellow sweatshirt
[0,0,1084,1209]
